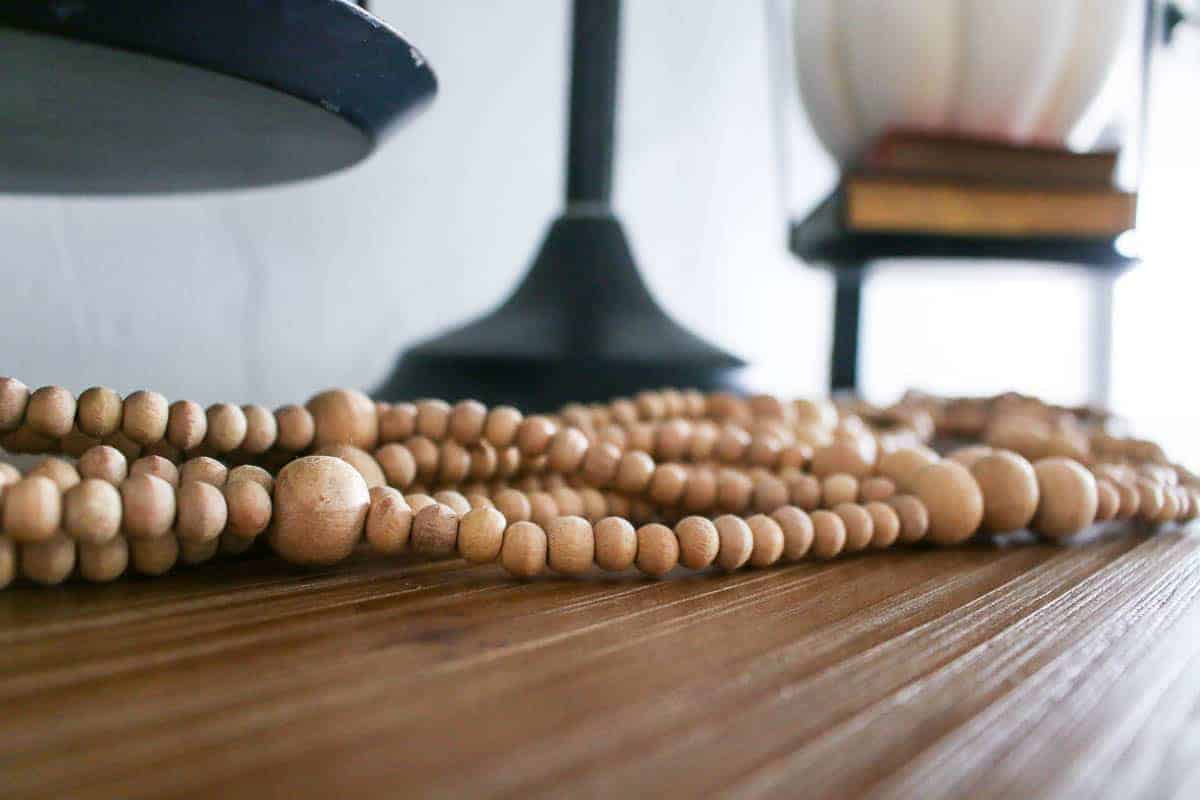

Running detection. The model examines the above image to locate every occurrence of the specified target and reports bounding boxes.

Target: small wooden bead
[784,470,822,511]
[1135,478,1164,522]
[635,523,679,577]
[581,442,622,487]
[180,536,220,565]
[24,385,76,438]
[29,457,80,490]
[876,446,939,492]
[688,421,719,461]
[716,469,753,513]
[3,477,62,543]
[714,514,753,571]
[269,456,369,565]
[240,405,278,455]
[228,465,274,493]
[549,487,584,518]
[103,431,142,461]
[131,534,178,575]
[778,443,813,471]
[810,510,847,559]
[947,445,993,469]
[528,491,559,528]
[579,488,607,522]
[468,441,499,481]
[79,445,128,485]
[129,455,179,487]
[411,502,459,557]
[541,473,567,491]
[811,439,874,479]
[859,476,896,503]
[822,474,859,508]
[971,451,1039,533]
[834,503,874,552]
[648,464,689,507]
[603,491,632,520]
[681,467,718,513]
[493,488,532,524]
[0,377,30,432]
[747,514,785,567]
[308,389,378,450]
[438,441,471,485]
[458,506,506,564]
[715,425,751,463]
[864,501,901,549]
[406,436,440,483]
[175,480,228,543]
[448,399,487,445]
[275,404,316,451]
[614,451,655,494]
[121,474,176,539]
[79,536,129,583]
[675,516,719,569]
[1031,457,1099,540]
[122,390,169,445]
[76,386,123,438]
[21,534,75,585]
[628,497,658,525]
[655,419,693,462]
[315,444,386,489]
[179,456,228,488]
[886,495,930,543]
[484,406,523,449]
[1154,487,1181,524]
[1095,479,1120,522]
[365,486,413,554]
[547,515,595,575]
[406,493,437,516]
[593,516,637,571]
[220,531,256,556]
[64,479,122,543]
[166,400,208,452]
[1110,478,1140,519]
[224,479,272,539]
[516,416,557,457]
[0,536,14,589]
[414,399,452,441]
[205,403,248,453]
[547,428,590,474]
[433,490,472,517]
[500,521,547,578]
[379,402,417,444]
[634,390,666,421]
[771,506,814,560]
[913,461,985,545]
[747,435,783,469]
[752,474,789,514]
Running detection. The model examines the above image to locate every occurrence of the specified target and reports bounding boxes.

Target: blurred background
[0,0,1197,455]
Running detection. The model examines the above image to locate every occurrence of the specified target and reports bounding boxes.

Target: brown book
[844,173,1136,238]
[863,129,1118,188]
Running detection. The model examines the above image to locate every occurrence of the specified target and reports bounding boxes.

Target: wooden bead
[438,441,471,484]
[484,406,523,448]
[1110,478,1140,519]
[1135,478,1164,522]
[78,445,128,485]
[1095,479,1120,523]
[76,386,123,438]
[752,473,789,514]
[859,476,896,503]
[131,534,178,575]
[811,439,874,479]
[403,436,439,484]
[411,502,459,557]
[747,435,783,469]
[876,446,939,491]
[379,402,417,444]
[547,428,589,474]
[79,536,128,583]
[778,443,813,471]
[714,514,753,570]
[581,442,622,487]
[315,444,386,489]
[834,503,874,552]
[0,377,30,432]
[674,516,719,569]
[681,467,718,513]
[467,442,499,481]
[0,536,14,589]
[24,385,76,438]
[228,465,274,493]
[180,536,220,565]
[3,477,62,543]
[771,506,814,560]
[308,389,378,450]
[501,521,548,578]
[865,501,901,549]
[635,523,679,577]
[129,455,179,487]
[528,491,559,528]
[822,474,859,508]
[275,404,316,451]
[594,516,637,571]
[810,510,847,559]
[224,479,272,539]
[121,474,176,539]
[179,456,228,488]
[166,400,208,452]
[103,431,142,461]
[60,428,101,458]
[364,486,412,554]
[29,456,80,490]
[947,445,993,469]
[406,493,437,516]
[628,497,657,525]
[913,461,984,545]
[784,470,822,511]
[578,488,607,522]
[220,532,256,556]
[433,490,472,517]
[458,506,506,564]
[268,456,369,565]
[970,451,1040,533]
[516,415,557,457]
[549,487,584,519]
[655,419,693,462]
[688,421,719,461]
[648,464,688,507]
[448,399,487,445]
[547,515,595,575]
[205,403,247,453]
[414,399,451,441]
[240,404,278,455]
[715,425,751,463]
[747,514,785,567]
[21,534,75,585]
[614,451,655,494]
[1,426,56,455]
[1031,457,1099,539]
[64,479,122,543]
[887,495,930,543]
[175,480,228,543]
[122,390,169,445]
[1154,487,1181,524]
[493,489,532,524]
[142,439,181,463]
[716,468,753,513]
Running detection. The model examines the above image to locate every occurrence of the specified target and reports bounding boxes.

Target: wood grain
[2,526,1200,799]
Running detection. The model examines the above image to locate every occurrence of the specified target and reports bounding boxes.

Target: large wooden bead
[865,501,901,548]
[240,404,278,455]
[887,495,930,543]
[547,515,594,576]
[64,479,122,543]
[129,455,179,488]
[0,377,30,432]
[4,477,62,543]
[79,536,128,583]
[131,534,178,575]
[275,404,316,451]
[0,536,14,589]
[29,457,80,490]
[876,446,939,491]
[675,516,720,570]
[180,456,228,488]
[747,514,785,567]
[913,461,984,545]
[834,503,874,552]
[122,390,169,445]
[1032,457,1099,539]
[714,514,753,570]
[810,510,847,559]
[224,479,272,539]
[411,502,459,557]
[78,444,128,485]
[25,385,76,438]
[21,534,75,585]
[772,506,814,560]
[205,403,248,453]
[315,444,386,489]
[76,386,123,438]
[176,480,228,543]
[501,521,547,578]
[307,389,378,450]
[268,456,370,565]
[971,451,1040,533]
[635,523,679,577]
[458,506,506,564]
[166,400,208,452]
[121,474,176,539]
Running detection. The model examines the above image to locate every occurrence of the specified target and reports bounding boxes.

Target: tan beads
[547,515,594,575]
[224,479,273,539]
[78,444,128,485]
[121,474,176,539]
[411,502,459,557]
[131,534,179,575]
[516,415,557,456]
[811,439,874,478]
[269,456,369,566]
[714,514,753,570]
[876,446,938,491]
[635,523,679,577]
[176,480,228,543]
[240,404,278,455]
[29,457,80,490]
[859,476,896,503]
[887,495,930,543]
[0,377,30,432]
[79,536,129,583]
[25,385,76,438]
[315,444,386,489]
[675,516,720,569]
[180,456,228,488]
[547,427,589,474]
[167,400,208,452]
[308,389,378,450]
[594,516,637,571]
[865,501,900,548]
[771,506,814,560]
[275,404,316,451]
[501,521,547,577]
[21,534,76,585]
[913,461,984,545]
[971,451,1039,533]
[64,479,122,543]
[77,386,123,438]
[810,510,846,559]
[834,503,874,552]
[1095,479,1120,523]
[363,486,413,554]
[122,390,169,445]
[822,473,859,507]
[458,506,506,564]
[483,406,523,448]
[615,451,655,493]
[205,403,248,453]
[376,443,417,488]
[1031,457,1099,540]
[129,455,179,487]
[747,514,785,567]
[4,477,62,543]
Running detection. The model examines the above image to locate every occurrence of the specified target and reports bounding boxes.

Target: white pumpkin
[789,0,1137,165]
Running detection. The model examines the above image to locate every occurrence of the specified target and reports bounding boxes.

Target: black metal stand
[375,0,743,409]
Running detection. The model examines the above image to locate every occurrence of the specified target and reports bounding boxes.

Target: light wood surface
[3,526,1200,799]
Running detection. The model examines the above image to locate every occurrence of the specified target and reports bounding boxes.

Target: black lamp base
[375,212,745,410]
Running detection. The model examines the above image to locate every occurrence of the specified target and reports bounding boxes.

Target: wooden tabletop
[4,526,1200,799]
